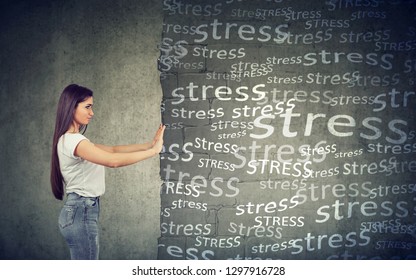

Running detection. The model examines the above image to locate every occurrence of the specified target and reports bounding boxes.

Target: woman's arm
[75,125,165,168]
[94,124,164,153]
[94,142,152,153]
[74,141,156,168]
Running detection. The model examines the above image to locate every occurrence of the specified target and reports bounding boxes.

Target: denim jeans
[58,193,100,260]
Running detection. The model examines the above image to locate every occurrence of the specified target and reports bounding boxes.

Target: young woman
[50,84,165,259]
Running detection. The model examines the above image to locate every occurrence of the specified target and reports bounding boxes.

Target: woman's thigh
[58,194,100,260]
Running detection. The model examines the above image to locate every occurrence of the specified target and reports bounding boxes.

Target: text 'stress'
[157,0,416,260]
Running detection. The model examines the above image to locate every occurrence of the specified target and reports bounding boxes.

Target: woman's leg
[58,194,100,260]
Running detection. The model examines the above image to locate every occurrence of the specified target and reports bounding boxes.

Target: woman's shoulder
[63,132,88,138]
[59,133,89,146]
[58,133,90,158]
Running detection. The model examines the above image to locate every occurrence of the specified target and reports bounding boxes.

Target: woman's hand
[151,124,165,155]
[152,124,164,145]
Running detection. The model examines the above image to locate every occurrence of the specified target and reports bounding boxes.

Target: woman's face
[73,97,94,127]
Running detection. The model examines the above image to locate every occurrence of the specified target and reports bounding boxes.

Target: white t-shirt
[57,133,105,197]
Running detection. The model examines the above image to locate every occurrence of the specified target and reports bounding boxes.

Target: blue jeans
[58,193,100,260]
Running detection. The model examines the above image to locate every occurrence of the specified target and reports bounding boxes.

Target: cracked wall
[157,0,416,260]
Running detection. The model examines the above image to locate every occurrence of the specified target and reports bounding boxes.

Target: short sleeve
[60,134,89,159]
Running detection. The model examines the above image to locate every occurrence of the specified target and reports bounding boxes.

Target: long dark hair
[50,84,93,200]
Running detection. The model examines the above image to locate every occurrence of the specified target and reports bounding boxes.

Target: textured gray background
[158,0,416,260]
[0,0,163,259]
[1,0,416,261]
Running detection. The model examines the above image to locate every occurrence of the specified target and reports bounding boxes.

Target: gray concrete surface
[157,0,416,260]
[1,0,415,261]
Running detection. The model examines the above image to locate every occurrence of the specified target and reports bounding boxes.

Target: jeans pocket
[84,198,99,222]
[85,198,98,208]
[58,205,77,229]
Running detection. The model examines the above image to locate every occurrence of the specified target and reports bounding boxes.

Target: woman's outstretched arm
[94,124,164,153]
[75,125,165,168]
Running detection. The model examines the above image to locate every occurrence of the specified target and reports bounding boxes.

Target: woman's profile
[50,84,165,259]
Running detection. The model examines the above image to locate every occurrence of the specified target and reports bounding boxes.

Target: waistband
[67,192,100,201]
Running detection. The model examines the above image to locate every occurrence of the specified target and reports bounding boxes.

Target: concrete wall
[0,0,163,259]
[158,0,416,260]
[1,0,415,261]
